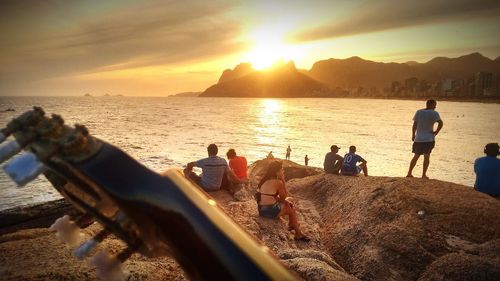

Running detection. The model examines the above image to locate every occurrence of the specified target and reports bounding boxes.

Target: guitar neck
[0,107,297,281]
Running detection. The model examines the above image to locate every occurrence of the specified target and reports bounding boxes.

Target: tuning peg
[74,229,110,259]
[49,215,82,247]
[90,251,130,281]
[3,151,47,186]
[0,140,21,163]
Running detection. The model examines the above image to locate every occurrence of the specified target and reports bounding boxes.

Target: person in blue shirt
[474,143,500,197]
[341,145,368,176]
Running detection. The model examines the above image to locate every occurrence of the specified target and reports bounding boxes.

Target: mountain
[217,63,254,84]
[200,53,500,98]
[308,53,500,88]
[200,61,330,97]
[308,56,413,88]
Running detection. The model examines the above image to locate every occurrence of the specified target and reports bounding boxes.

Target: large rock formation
[1,159,499,280]
[200,61,330,97]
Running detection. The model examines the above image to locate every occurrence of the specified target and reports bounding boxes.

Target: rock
[1,159,498,280]
[287,174,500,280]
[0,199,79,235]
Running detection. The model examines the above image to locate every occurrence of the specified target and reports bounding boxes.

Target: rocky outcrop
[287,174,500,280]
[1,159,499,280]
[200,61,330,97]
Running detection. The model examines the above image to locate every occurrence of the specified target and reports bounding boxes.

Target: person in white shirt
[406,99,443,179]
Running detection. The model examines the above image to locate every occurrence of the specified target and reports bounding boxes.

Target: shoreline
[1,95,499,103]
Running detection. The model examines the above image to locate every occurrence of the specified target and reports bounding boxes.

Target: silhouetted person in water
[304,155,309,166]
[286,145,291,160]
[407,99,443,179]
[267,151,274,159]
[474,143,500,197]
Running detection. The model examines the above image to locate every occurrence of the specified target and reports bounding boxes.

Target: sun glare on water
[244,27,303,70]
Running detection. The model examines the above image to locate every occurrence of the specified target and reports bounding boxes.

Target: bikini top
[254,190,278,204]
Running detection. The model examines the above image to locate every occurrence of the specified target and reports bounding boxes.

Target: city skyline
[1,0,500,96]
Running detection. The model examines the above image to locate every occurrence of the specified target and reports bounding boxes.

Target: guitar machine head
[0,107,298,281]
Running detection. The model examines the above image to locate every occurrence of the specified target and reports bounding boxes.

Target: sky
[1,0,499,96]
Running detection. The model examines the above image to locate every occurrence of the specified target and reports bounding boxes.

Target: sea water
[0,96,499,210]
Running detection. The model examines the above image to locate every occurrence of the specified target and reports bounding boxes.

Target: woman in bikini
[256,161,310,241]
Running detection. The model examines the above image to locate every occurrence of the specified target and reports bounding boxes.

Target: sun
[244,28,303,70]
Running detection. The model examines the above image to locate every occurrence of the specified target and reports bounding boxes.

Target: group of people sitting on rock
[184,144,248,194]
[323,145,368,176]
[183,143,310,241]
[183,134,498,242]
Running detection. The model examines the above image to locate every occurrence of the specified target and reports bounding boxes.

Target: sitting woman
[256,161,310,241]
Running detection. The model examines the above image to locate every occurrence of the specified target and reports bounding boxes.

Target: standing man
[323,145,343,175]
[304,155,310,166]
[407,99,443,179]
[286,145,291,160]
[474,143,500,197]
[342,145,368,176]
[184,144,241,192]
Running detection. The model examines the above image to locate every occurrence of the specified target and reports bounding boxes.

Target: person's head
[426,99,437,110]
[330,145,341,153]
[258,161,283,188]
[226,148,236,159]
[349,145,356,153]
[484,143,499,157]
[207,144,218,156]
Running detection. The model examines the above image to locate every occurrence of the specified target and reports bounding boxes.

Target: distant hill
[200,53,500,98]
[200,61,330,97]
[308,52,500,88]
[170,91,201,97]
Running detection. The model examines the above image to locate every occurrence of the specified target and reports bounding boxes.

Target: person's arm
[227,169,243,184]
[277,180,289,203]
[434,120,443,136]
[412,121,417,141]
[186,162,196,170]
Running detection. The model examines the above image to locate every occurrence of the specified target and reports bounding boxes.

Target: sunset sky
[1,0,499,96]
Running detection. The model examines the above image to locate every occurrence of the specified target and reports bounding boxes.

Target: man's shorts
[412,141,435,155]
[342,166,362,176]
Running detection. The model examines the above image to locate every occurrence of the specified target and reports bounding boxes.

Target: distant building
[474,72,493,97]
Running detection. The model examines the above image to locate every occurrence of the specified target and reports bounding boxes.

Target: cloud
[0,0,242,94]
[293,0,500,42]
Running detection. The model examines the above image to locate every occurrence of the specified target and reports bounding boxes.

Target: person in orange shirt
[226,148,248,180]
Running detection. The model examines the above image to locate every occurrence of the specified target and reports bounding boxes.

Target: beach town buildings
[382,71,500,99]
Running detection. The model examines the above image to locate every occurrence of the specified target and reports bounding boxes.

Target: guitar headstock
[0,107,298,281]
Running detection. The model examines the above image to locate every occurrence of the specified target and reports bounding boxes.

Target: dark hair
[426,99,436,108]
[484,143,499,157]
[349,145,356,153]
[207,144,218,155]
[226,148,236,158]
[258,161,283,189]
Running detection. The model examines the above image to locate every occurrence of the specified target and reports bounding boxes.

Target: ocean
[0,96,499,210]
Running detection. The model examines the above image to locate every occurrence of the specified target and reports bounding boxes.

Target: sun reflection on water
[255,99,286,146]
